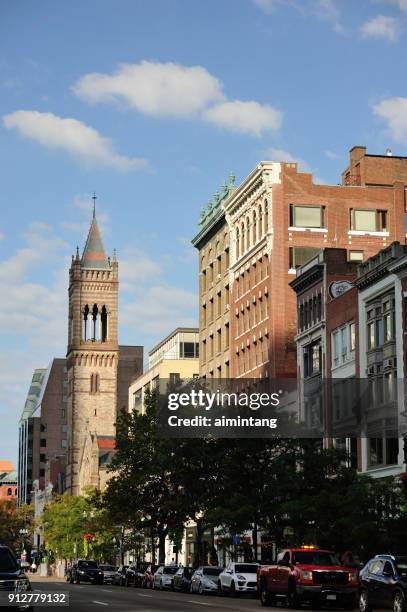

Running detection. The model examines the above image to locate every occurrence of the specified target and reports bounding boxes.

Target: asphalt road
[28,578,351,612]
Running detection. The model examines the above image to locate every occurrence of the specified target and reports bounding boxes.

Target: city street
[29,576,285,612]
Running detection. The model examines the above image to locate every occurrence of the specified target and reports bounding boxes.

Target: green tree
[105,388,190,563]
[0,500,34,556]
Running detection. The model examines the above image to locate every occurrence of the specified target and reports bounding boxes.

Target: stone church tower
[65,204,120,495]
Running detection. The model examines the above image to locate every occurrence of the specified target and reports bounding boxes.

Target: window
[217,292,222,316]
[40,454,46,463]
[217,328,222,353]
[133,389,142,408]
[350,322,356,351]
[225,323,230,348]
[304,343,321,378]
[61,439,67,448]
[289,247,320,269]
[169,373,180,385]
[349,250,363,262]
[369,437,398,467]
[350,209,388,232]
[40,439,46,448]
[90,373,100,394]
[331,322,355,367]
[290,205,324,228]
[180,342,199,358]
[39,469,45,478]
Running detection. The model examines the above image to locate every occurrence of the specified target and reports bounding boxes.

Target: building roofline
[148,327,199,356]
[191,207,226,249]
[223,162,276,214]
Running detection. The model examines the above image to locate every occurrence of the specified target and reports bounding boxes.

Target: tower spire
[92,192,97,219]
[81,194,109,270]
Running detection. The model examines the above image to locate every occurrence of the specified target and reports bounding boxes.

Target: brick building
[192,179,233,378]
[200,146,407,379]
[0,462,17,500]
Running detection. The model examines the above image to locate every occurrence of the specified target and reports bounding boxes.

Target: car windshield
[79,561,98,568]
[163,567,178,575]
[100,565,115,571]
[293,552,339,566]
[203,567,223,576]
[395,558,407,577]
[0,548,18,572]
[235,564,258,573]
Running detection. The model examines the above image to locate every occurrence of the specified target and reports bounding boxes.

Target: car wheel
[287,581,301,609]
[218,581,224,597]
[359,590,372,612]
[230,581,238,597]
[394,592,407,612]
[75,575,80,585]
[260,581,273,607]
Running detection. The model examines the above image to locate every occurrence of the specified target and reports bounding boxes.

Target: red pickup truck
[257,546,358,608]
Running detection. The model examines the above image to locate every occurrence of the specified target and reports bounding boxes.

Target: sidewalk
[29,574,66,583]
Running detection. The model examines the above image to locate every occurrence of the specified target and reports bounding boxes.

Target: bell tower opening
[101,305,108,342]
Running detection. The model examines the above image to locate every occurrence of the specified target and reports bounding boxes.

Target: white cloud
[313,0,344,33]
[361,15,399,41]
[3,110,147,171]
[373,97,407,142]
[203,101,282,136]
[266,147,312,172]
[73,61,282,137]
[73,60,224,118]
[120,248,163,288]
[252,0,282,14]
[121,286,197,336]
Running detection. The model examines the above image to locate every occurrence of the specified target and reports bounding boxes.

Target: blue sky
[1,0,407,464]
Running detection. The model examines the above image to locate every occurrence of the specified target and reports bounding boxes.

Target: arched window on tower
[241,222,245,255]
[82,305,90,341]
[246,218,250,251]
[235,227,240,259]
[101,306,108,342]
[252,210,257,244]
[92,304,100,341]
[90,373,100,394]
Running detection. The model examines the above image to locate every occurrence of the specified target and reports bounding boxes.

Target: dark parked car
[113,564,128,586]
[99,564,116,584]
[172,566,195,592]
[142,564,160,588]
[359,554,407,612]
[125,562,149,587]
[70,559,103,584]
[0,544,34,611]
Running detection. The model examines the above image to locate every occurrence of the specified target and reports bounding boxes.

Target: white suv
[218,562,258,596]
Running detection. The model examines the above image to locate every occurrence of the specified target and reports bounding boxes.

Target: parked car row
[66,550,407,612]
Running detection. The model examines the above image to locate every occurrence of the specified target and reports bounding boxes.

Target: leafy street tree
[0,500,34,556]
[41,489,117,561]
[105,388,190,563]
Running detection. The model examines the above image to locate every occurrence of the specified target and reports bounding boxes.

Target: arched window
[101,305,108,342]
[264,200,269,235]
[82,305,89,341]
[252,210,257,244]
[258,205,263,239]
[7,488,12,496]
[92,304,100,341]
[90,373,100,394]
[246,218,250,251]
[241,222,245,255]
[236,227,240,259]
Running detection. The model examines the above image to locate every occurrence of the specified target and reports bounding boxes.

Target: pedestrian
[169,557,177,566]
